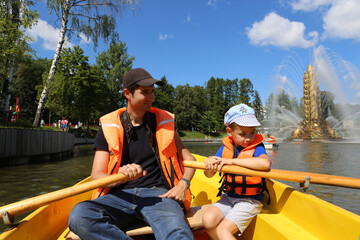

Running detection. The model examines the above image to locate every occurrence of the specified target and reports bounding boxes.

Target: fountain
[290,65,337,140]
[263,46,360,141]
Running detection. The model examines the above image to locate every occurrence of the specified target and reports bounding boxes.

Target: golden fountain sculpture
[291,65,337,140]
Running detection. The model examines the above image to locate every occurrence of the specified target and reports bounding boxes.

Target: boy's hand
[204,156,222,172]
[217,158,233,171]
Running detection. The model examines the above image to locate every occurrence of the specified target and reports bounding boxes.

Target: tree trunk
[33,0,71,126]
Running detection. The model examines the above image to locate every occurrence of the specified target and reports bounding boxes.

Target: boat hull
[264,143,279,150]
[1,154,360,239]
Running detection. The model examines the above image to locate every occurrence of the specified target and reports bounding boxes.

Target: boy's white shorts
[213,194,263,234]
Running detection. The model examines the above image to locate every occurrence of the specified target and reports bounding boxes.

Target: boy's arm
[218,154,271,171]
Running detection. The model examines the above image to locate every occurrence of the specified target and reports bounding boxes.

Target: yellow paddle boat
[1,154,360,239]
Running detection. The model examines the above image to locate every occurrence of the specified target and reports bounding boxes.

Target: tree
[223,78,239,107]
[12,56,50,121]
[205,77,226,130]
[190,85,207,130]
[33,0,138,126]
[264,93,274,119]
[276,88,292,111]
[238,78,254,105]
[320,91,337,120]
[0,0,38,123]
[95,40,134,110]
[46,46,110,130]
[153,76,175,112]
[252,90,263,122]
[199,110,217,136]
[173,84,206,131]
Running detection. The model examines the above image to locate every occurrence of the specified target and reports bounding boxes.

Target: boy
[202,104,271,240]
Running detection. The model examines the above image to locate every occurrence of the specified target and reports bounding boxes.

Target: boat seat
[62,204,211,239]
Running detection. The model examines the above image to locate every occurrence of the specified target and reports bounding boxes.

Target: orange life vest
[219,134,266,196]
[91,107,192,210]
[267,136,276,143]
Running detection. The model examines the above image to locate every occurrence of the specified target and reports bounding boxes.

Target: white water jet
[263,45,360,141]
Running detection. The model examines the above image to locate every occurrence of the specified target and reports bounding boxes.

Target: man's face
[127,85,155,111]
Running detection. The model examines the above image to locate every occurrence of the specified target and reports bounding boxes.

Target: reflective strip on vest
[159,119,174,126]
[92,107,192,210]
[102,123,120,129]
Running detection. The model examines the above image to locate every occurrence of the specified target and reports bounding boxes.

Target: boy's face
[227,125,256,148]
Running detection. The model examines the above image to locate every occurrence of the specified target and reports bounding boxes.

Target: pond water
[1,141,359,232]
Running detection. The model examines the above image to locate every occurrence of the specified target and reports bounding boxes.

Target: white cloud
[323,0,360,40]
[26,19,92,51]
[159,32,173,41]
[78,33,91,45]
[246,12,318,49]
[207,0,218,8]
[184,15,191,23]
[291,0,333,12]
[26,19,73,50]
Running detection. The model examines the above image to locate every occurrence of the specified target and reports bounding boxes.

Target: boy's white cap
[224,104,261,127]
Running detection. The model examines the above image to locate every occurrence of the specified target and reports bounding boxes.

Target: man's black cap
[123,68,165,89]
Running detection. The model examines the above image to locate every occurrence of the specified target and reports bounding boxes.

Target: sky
[27,0,360,104]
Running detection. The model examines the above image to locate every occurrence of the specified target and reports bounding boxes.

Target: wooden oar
[0,173,127,222]
[183,160,360,189]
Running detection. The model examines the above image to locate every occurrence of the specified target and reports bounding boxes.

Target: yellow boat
[1,154,360,239]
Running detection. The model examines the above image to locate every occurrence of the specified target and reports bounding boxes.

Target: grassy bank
[177,131,225,139]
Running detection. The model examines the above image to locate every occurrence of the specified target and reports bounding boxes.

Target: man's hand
[118,163,147,181]
[159,180,188,202]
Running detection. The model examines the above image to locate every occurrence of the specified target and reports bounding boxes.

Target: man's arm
[91,149,146,188]
[174,131,196,182]
[159,131,196,201]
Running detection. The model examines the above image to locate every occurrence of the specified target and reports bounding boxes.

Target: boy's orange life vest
[91,107,192,210]
[219,134,266,196]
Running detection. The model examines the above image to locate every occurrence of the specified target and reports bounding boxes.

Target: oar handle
[183,161,360,189]
[0,173,128,221]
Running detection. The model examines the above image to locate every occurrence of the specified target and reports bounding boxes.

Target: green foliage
[46,0,137,48]
[0,0,38,116]
[320,91,339,120]
[12,57,51,121]
[8,119,35,128]
[238,78,254,105]
[153,76,175,112]
[46,46,110,124]
[174,84,206,131]
[199,110,218,136]
[252,90,263,121]
[205,77,226,130]
[95,40,134,110]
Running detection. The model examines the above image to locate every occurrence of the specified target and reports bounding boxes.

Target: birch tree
[32,0,138,126]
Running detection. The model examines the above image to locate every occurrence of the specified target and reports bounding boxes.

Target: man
[69,68,196,240]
